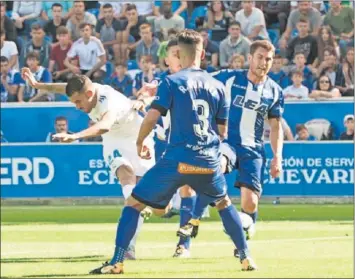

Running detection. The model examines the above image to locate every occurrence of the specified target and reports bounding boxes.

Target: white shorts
[103,135,155,177]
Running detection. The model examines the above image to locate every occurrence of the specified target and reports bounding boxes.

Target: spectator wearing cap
[136,23,160,66]
[309,74,341,99]
[49,26,73,81]
[65,23,106,82]
[219,21,251,68]
[66,0,97,42]
[235,1,269,41]
[19,23,52,68]
[95,3,122,64]
[154,1,185,39]
[295,124,317,141]
[0,2,17,44]
[340,114,354,140]
[279,1,322,51]
[44,3,68,44]
[18,52,53,102]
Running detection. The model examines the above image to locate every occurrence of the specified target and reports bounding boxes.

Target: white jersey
[89,83,144,140]
[89,83,155,177]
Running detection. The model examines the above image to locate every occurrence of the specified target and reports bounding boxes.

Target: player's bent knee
[126,196,146,212]
[180,185,195,198]
[241,187,259,213]
[116,165,136,186]
[215,196,232,211]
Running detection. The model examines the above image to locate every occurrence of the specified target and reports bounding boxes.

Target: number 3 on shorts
[108,149,121,164]
[193,99,210,137]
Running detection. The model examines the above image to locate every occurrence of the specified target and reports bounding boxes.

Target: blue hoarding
[1,142,353,198]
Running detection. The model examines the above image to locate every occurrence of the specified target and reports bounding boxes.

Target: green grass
[0,204,354,278]
[1,221,353,278]
[1,204,353,224]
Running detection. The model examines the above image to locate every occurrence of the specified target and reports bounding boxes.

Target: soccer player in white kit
[21,68,156,259]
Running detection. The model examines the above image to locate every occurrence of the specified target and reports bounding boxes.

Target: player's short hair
[56,26,69,35]
[55,116,67,123]
[126,3,137,12]
[166,38,178,51]
[79,22,92,30]
[177,29,202,46]
[66,75,92,97]
[250,40,275,56]
[139,23,152,33]
[140,55,153,63]
[0,56,9,63]
[52,3,62,10]
[31,23,44,31]
[26,51,40,62]
[292,70,304,78]
[102,3,113,9]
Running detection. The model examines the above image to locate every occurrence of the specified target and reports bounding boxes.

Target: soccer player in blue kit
[179,40,284,257]
[90,29,257,275]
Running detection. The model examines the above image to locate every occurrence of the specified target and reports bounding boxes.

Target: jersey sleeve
[216,86,230,125]
[211,69,239,84]
[150,78,172,116]
[268,87,284,119]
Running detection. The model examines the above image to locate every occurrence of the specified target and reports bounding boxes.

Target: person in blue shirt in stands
[0,56,22,102]
[108,62,133,98]
[132,55,158,97]
[268,54,290,89]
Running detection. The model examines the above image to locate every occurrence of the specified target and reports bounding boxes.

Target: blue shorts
[131,158,227,209]
[221,143,265,194]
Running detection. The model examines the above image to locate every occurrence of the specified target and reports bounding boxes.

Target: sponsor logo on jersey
[233,95,268,114]
[177,163,214,174]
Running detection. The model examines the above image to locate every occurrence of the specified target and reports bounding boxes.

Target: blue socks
[219,205,249,261]
[177,196,196,249]
[110,206,140,265]
[192,194,210,220]
[242,208,258,224]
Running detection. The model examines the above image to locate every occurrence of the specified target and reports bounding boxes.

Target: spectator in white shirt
[11,1,42,31]
[65,23,107,82]
[66,0,97,42]
[0,28,19,70]
[235,0,269,41]
[283,70,309,99]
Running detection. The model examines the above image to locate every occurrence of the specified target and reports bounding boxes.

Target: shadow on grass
[1,255,105,264]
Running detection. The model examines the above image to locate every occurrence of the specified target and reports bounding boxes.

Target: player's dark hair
[55,116,67,123]
[166,38,178,51]
[26,51,40,62]
[0,56,9,63]
[126,3,137,12]
[102,3,113,9]
[177,29,202,46]
[52,3,62,10]
[66,75,91,97]
[250,40,275,55]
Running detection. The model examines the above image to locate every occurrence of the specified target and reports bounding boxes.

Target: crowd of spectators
[0,0,354,142]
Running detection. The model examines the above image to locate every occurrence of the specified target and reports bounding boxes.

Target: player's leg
[173,185,196,258]
[90,158,182,274]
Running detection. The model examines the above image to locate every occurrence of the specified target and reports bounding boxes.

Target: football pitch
[1,204,354,278]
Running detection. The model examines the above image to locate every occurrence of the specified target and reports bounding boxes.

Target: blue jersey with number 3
[151,68,230,169]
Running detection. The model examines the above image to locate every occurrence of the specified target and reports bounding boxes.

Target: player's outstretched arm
[21,67,67,94]
[136,108,161,159]
[52,111,115,143]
